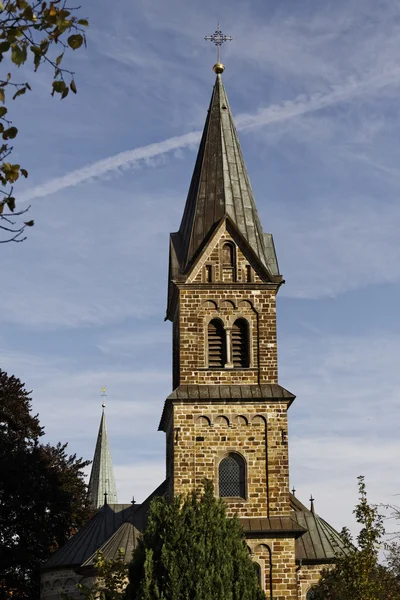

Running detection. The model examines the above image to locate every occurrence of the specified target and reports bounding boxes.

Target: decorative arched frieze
[202,299,218,310]
[252,414,267,425]
[214,415,230,427]
[233,414,249,426]
[195,415,211,426]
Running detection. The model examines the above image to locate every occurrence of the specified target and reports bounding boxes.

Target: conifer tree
[127,481,265,600]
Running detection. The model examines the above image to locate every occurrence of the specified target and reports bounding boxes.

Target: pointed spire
[177,73,280,276]
[87,406,118,509]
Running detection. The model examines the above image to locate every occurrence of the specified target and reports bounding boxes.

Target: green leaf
[25,82,31,91]
[70,79,77,94]
[24,219,34,226]
[11,43,27,66]
[13,86,26,99]
[0,41,11,56]
[3,126,18,139]
[0,106,7,117]
[6,196,15,211]
[67,34,83,50]
[51,80,66,96]
[20,168,28,177]
[23,5,34,20]
[55,53,63,66]
[77,19,89,26]
[61,86,68,99]
[0,89,4,103]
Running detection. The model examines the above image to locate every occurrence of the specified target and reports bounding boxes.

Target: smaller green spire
[87,405,118,509]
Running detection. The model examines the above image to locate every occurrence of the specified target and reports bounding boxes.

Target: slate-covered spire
[177,71,278,274]
[87,406,118,509]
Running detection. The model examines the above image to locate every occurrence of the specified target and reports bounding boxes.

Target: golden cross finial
[101,386,107,408]
[204,24,232,73]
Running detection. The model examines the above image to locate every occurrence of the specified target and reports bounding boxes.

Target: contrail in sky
[20,65,400,203]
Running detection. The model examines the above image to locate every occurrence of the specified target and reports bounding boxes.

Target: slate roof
[42,481,168,571]
[87,408,118,509]
[177,74,276,274]
[159,384,295,431]
[290,494,348,563]
[81,521,140,567]
[42,504,136,570]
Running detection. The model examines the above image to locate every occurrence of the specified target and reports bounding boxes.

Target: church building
[40,60,346,600]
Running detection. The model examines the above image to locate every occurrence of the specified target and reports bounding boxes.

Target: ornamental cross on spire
[204,24,232,64]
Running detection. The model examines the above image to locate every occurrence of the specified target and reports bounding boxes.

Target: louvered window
[208,319,226,368]
[232,318,250,368]
[219,453,246,498]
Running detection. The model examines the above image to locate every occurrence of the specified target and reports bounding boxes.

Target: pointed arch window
[208,319,226,368]
[219,452,246,498]
[306,589,318,600]
[232,318,250,368]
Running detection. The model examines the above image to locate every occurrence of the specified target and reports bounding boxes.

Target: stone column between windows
[225,327,234,368]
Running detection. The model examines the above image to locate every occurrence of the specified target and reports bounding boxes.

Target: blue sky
[2,0,400,538]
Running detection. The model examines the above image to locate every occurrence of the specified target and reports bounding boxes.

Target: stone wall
[167,402,290,516]
[297,563,331,599]
[174,227,279,386]
[41,568,82,599]
[248,538,298,600]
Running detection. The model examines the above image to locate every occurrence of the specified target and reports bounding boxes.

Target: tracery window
[232,318,250,368]
[219,452,246,498]
[208,319,226,368]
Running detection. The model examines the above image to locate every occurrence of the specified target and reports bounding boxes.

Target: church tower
[159,63,304,599]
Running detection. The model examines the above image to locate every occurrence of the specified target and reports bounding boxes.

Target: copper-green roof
[290,494,348,563]
[87,408,118,509]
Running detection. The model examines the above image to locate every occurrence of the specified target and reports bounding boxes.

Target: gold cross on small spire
[204,24,232,72]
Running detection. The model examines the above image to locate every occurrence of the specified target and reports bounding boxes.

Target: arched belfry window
[306,589,318,600]
[222,242,235,266]
[232,318,250,368]
[208,319,226,368]
[219,453,246,498]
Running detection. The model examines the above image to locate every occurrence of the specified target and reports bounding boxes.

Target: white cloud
[20,60,400,205]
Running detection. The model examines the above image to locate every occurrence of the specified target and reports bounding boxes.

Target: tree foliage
[0,368,92,599]
[127,481,265,600]
[310,476,400,600]
[0,0,88,242]
[62,550,129,600]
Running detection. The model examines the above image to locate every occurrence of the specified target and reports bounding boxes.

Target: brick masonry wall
[168,402,290,516]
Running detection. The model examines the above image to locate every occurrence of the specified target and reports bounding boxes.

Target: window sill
[220,496,247,503]
[200,367,255,371]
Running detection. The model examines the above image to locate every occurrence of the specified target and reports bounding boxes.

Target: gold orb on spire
[213,62,225,74]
